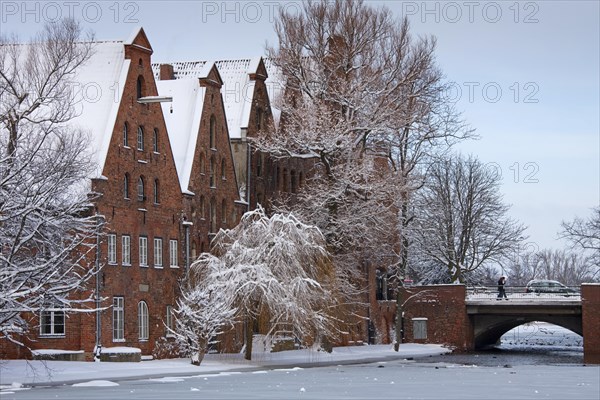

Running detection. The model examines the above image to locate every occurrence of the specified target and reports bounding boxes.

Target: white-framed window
[123,122,129,147]
[138,301,149,340]
[137,176,145,202]
[113,297,124,342]
[153,128,159,153]
[108,234,117,265]
[122,235,131,266]
[137,126,144,151]
[169,240,178,268]
[40,308,65,336]
[154,238,163,268]
[165,305,174,337]
[139,236,148,267]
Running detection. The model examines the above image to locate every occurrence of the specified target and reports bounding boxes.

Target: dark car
[525,280,579,295]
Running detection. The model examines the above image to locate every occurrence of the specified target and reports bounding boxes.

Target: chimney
[159,64,175,80]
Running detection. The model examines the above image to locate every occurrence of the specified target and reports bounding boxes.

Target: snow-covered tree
[182,207,338,361]
[0,20,98,347]
[410,154,526,284]
[261,0,473,301]
[173,262,237,365]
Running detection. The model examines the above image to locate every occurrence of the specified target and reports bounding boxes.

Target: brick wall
[582,284,600,364]
[399,285,472,351]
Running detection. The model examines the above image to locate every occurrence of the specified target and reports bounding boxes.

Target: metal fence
[466,286,581,301]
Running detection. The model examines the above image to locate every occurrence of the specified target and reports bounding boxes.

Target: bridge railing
[466,286,581,301]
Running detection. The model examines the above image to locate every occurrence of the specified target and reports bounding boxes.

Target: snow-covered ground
[1,325,598,399]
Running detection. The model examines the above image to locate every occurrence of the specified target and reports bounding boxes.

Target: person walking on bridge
[497,276,508,300]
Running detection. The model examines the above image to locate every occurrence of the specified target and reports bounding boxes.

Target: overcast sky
[1,0,598,252]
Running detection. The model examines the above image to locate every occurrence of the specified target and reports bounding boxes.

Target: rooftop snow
[156,78,205,193]
[69,41,129,178]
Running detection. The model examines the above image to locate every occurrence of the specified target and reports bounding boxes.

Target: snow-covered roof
[152,58,277,139]
[70,41,129,178]
[263,58,284,129]
[155,78,205,193]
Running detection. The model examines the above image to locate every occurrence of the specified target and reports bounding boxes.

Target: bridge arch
[472,315,582,349]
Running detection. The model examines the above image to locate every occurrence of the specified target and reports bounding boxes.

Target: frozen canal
[1,323,598,399]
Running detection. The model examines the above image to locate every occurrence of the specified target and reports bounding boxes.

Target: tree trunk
[244,318,253,360]
[394,286,403,351]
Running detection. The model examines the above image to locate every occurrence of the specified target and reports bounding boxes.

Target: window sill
[112,339,126,343]
[39,334,65,338]
[122,263,131,267]
[140,264,148,268]
[169,265,180,269]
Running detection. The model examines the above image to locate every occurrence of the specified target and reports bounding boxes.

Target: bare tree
[506,249,598,286]
[184,207,339,361]
[0,20,98,348]
[410,154,526,284]
[560,207,600,267]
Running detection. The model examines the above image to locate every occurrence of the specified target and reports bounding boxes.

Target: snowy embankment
[0,343,449,387]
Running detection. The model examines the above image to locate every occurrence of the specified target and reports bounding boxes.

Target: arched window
[153,179,159,204]
[209,198,216,233]
[137,126,144,151]
[138,301,149,340]
[209,115,216,149]
[221,199,227,224]
[256,107,264,130]
[199,195,206,219]
[137,176,145,201]
[123,122,129,147]
[209,157,216,187]
[221,159,226,180]
[124,173,130,199]
[153,128,159,153]
[256,152,262,176]
[199,153,206,174]
[136,75,145,99]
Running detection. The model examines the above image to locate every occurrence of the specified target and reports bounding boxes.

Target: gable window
[136,75,145,99]
[124,173,130,199]
[153,179,159,204]
[123,122,129,147]
[153,128,159,153]
[169,239,178,267]
[209,157,216,187]
[40,308,65,336]
[137,126,144,151]
[138,176,145,201]
[122,235,131,265]
[221,159,226,180]
[108,234,117,265]
[154,238,163,268]
[222,199,228,225]
[200,196,206,219]
[139,236,148,267]
[256,153,262,177]
[209,115,216,149]
[138,301,149,340]
[113,297,124,341]
[209,198,216,233]
[199,153,206,174]
[256,107,264,130]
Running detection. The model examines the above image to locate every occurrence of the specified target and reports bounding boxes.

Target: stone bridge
[397,284,600,364]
